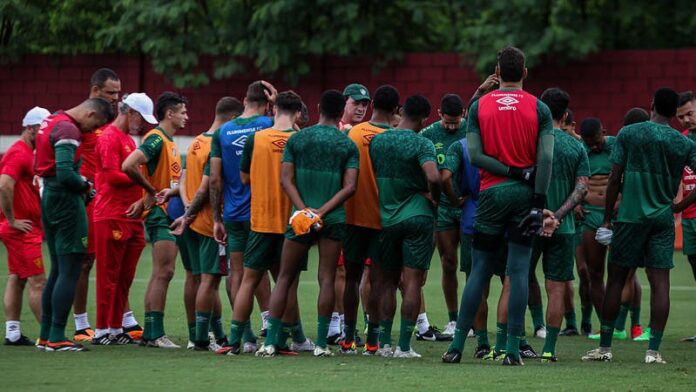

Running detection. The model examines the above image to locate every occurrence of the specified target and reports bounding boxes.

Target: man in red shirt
[91,93,157,345]
[1,107,50,345]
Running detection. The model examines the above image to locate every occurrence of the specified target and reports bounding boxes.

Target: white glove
[595,227,613,246]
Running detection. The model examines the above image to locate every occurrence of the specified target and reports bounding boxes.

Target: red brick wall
[2,50,695,136]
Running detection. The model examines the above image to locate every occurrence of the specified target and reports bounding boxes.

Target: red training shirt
[0,140,42,233]
[35,111,82,177]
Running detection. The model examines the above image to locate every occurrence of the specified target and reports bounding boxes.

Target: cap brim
[142,114,158,125]
[349,94,370,102]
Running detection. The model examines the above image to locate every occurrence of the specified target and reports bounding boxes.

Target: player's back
[547,129,589,232]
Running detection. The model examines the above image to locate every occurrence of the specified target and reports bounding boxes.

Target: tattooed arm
[554,176,588,221]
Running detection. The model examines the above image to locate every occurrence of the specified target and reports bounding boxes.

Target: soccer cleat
[588,331,601,340]
[186,340,195,350]
[73,328,95,342]
[277,347,299,356]
[377,344,394,358]
[327,333,342,345]
[474,344,491,359]
[313,346,334,357]
[339,339,357,355]
[645,350,666,364]
[519,344,538,359]
[502,355,524,366]
[416,326,449,341]
[534,326,547,339]
[482,350,506,361]
[290,338,315,352]
[634,327,650,342]
[442,321,456,338]
[46,340,88,352]
[613,329,627,340]
[209,337,228,352]
[441,349,462,363]
[630,325,643,340]
[243,341,258,353]
[255,344,276,357]
[580,323,592,337]
[35,338,48,351]
[540,352,558,363]
[91,334,113,345]
[362,343,378,356]
[393,347,422,358]
[111,333,134,345]
[4,335,34,346]
[151,335,180,349]
[215,343,240,356]
[559,326,580,336]
[680,335,696,342]
[581,348,613,362]
[123,325,143,342]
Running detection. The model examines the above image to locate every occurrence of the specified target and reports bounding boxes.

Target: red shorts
[0,227,44,279]
[86,203,95,254]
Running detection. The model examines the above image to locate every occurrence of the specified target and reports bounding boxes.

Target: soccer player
[442,46,554,365]
[209,81,277,353]
[91,93,157,345]
[122,92,186,348]
[338,83,370,131]
[532,88,589,362]
[419,94,467,340]
[73,68,123,342]
[35,98,115,351]
[675,91,696,342]
[583,88,694,364]
[256,89,359,357]
[341,85,400,354]
[368,95,440,358]
[1,107,50,346]
[560,109,580,140]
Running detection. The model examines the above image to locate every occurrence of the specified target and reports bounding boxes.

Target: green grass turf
[1,245,695,391]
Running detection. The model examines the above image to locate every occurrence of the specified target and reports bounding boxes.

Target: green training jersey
[281,124,359,225]
[610,121,696,223]
[420,120,466,209]
[547,129,590,234]
[370,129,437,227]
[585,136,615,176]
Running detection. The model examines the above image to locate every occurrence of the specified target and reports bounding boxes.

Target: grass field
[1,245,695,391]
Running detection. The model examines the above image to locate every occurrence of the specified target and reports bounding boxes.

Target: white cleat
[186,340,195,350]
[442,321,456,338]
[208,340,223,352]
[313,346,334,357]
[377,344,394,358]
[152,336,180,349]
[467,329,475,338]
[290,338,315,352]
[645,350,667,364]
[243,341,258,353]
[581,348,612,362]
[535,326,547,339]
[255,344,276,357]
[393,347,422,358]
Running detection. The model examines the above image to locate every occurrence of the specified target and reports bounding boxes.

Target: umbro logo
[363,134,376,143]
[271,138,287,149]
[231,135,247,148]
[496,96,519,111]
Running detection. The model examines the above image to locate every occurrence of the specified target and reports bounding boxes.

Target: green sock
[581,306,592,326]
[211,314,225,340]
[630,306,641,327]
[242,321,256,343]
[564,309,577,329]
[520,334,529,346]
[40,319,51,341]
[366,322,380,347]
[143,311,153,341]
[48,323,67,343]
[291,320,307,344]
[398,319,416,352]
[195,312,211,343]
[151,311,165,340]
[449,327,467,352]
[648,329,663,351]
[599,319,615,348]
[505,333,521,360]
[448,311,458,323]
[229,320,246,345]
[277,322,293,349]
[344,319,357,343]
[529,304,545,330]
[379,320,393,348]
[542,326,560,355]
[316,316,331,348]
[264,317,282,347]
[495,322,507,352]
[475,329,489,347]
[187,321,196,343]
[614,303,630,332]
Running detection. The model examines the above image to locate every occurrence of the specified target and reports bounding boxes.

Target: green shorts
[178,228,226,275]
[682,218,696,256]
[145,207,175,243]
[436,206,461,232]
[460,232,507,276]
[244,231,308,271]
[377,216,434,271]
[285,222,346,244]
[531,234,575,282]
[343,224,380,264]
[42,188,88,255]
[610,210,675,270]
[474,182,532,236]
[225,221,250,253]
[579,205,605,233]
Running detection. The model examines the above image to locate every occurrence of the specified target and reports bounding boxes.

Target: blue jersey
[457,138,480,235]
[211,115,273,222]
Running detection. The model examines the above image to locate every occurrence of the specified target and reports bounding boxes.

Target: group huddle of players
[3,46,696,365]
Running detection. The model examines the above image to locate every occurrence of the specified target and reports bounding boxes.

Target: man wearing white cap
[0,107,50,345]
[91,94,157,345]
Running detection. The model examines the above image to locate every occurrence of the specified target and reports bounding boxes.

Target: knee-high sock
[505,243,532,360]
[49,253,85,342]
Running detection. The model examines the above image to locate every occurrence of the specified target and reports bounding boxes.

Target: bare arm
[122,149,156,196]
[603,164,624,226]
[240,171,250,185]
[184,176,210,219]
[440,169,461,206]
[0,175,31,233]
[209,157,224,223]
[315,168,358,217]
[554,176,588,221]
[280,162,307,211]
[422,161,441,206]
[179,169,190,206]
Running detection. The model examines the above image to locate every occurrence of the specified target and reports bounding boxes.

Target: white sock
[74,313,91,330]
[94,328,110,338]
[122,311,138,328]
[328,312,341,336]
[339,314,345,334]
[416,312,430,334]
[109,327,123,336]
[5,320,20,342]
[261,311,270,330]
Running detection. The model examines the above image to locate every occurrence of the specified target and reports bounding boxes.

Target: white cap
[22,106,51,127]
[123,93,158,124]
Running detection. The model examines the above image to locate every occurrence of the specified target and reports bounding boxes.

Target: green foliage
[2,0,695,86]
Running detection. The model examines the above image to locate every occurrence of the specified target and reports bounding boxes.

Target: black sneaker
[519,343,538,359]
[474,344,491,359]
[91,334,113,345]
[4,335,34,346]
[560,326,580,336]
[111,333,134,345]
[416,326,449,342]
[581,323,592,336]
[441,349,462,363]
[327,333,342,345]
[502,355,524,366]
